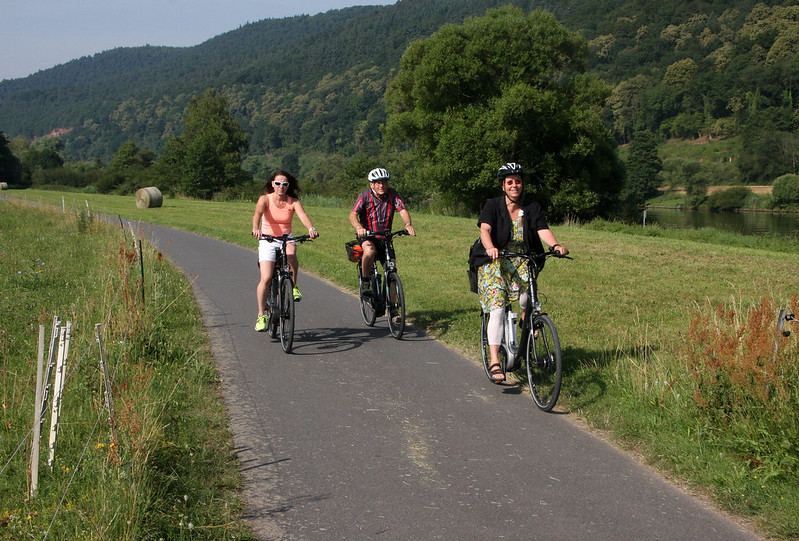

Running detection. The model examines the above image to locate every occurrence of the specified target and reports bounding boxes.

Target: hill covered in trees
[1,0,798,198]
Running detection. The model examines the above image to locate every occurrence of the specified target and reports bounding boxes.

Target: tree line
[3,0,799,216]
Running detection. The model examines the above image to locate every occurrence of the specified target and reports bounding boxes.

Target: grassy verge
[0,200,254,539]
[7,189,799,539]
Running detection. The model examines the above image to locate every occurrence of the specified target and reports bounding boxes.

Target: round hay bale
[135,187,163,208]
[0,182,8,190]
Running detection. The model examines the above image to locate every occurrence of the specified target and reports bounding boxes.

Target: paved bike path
[144,223,760,541]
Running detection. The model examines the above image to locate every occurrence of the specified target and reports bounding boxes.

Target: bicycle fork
[503,299,542,371]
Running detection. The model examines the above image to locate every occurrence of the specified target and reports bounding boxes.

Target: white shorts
[258,235,295,263]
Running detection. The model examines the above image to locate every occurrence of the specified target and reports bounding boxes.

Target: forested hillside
[1,0,798,189]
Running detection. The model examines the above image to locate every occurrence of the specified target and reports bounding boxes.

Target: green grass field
[4,189,799,539]
[0,199,254,540]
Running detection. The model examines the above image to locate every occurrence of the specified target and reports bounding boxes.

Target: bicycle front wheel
[526,314,562,411]
[267,283,279,339]
[279,277,295,353]
[386,272,405,339]
[359,268,377,327]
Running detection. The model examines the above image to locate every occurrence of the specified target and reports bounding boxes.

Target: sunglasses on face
[273,181,289,187]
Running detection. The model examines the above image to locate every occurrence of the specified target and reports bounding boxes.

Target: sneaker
[360,277,372,298]
[254,315,268,332]
[292,285,302,302]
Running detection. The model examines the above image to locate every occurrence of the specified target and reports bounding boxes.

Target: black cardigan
[468,196,548,269]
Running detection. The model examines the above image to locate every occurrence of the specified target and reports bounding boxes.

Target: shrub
[707,186,752,210]
[771,173,799,208]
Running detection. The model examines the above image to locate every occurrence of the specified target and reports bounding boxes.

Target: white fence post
[38,317,60,436]
[47,321,71,471]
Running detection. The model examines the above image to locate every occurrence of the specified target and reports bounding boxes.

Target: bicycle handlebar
[258,233,312,243]
[356,229,409,240]
[499,246,573,260]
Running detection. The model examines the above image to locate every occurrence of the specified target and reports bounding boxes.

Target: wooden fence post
[30,325,46,498]
[94,324,117,444]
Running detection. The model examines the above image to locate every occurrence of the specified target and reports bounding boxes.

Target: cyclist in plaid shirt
[349,167,416,292]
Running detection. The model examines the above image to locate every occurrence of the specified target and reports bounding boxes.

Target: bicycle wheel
[480,311,506,381]
[267,282,279,339]
[279,276,295,353]
[526,314,562,411]
[386,272,405,339]
[359,267,377,327]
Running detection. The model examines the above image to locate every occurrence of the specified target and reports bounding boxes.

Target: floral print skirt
[477,240,529,312]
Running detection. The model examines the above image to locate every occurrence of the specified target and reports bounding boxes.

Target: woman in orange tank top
[251,170,319,331]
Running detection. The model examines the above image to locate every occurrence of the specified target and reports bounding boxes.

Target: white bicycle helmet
[497,162,524,179]
[368,167,390,182]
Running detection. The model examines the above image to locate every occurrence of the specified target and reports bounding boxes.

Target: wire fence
[0,215,145,538]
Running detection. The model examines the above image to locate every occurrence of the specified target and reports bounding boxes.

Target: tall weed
[686,294,799,479]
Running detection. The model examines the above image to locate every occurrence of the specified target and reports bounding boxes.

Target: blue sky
[0,0,397,81]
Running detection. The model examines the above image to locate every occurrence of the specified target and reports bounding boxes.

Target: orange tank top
[261,196,295,236]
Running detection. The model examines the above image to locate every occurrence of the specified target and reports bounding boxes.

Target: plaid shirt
[351,188,406,233]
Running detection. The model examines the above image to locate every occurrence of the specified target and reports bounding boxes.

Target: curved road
[144,224,761,541]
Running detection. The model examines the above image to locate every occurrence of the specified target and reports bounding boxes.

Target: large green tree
[383,6,623,218]
[0,131,22,187]
[158,90,250,199]
[624,129,663,204]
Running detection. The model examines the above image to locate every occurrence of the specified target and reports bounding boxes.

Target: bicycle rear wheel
[526,314,562,411]
[358,266,377,327]
[480,312,506,381]
[279,276,295,353]
[386,272,405,339]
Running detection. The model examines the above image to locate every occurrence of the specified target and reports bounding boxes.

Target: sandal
[488,363,505,383]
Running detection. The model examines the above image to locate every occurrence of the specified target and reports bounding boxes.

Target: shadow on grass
[408,307,475,338]
[560,344,662,410]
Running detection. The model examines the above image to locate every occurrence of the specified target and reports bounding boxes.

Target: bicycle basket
[345,240,363,263]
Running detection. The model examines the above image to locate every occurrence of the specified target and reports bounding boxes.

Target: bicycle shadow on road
[286,324,432,355]
[491,373,573,415]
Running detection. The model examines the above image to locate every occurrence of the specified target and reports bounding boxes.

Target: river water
[644,207,799,238]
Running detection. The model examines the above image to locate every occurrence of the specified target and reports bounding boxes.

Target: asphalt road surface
[143,223,761,541]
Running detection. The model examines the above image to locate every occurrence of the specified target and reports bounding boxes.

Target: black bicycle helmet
[497,162,524,180]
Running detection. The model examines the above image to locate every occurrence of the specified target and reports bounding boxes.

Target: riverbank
[660,185,773,195]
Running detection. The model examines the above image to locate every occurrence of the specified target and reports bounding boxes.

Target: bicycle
[353,229,409,339]
[478,247,571,411]
[259,233,312,353]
